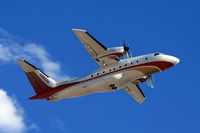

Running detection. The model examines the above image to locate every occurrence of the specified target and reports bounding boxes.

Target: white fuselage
[50,53,179,101]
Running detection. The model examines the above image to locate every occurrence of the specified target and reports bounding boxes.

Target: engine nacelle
[97,47,124,58]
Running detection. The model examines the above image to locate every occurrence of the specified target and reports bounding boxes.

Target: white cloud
[0,45,13,61]
[0,89,39,133]
[50,118,70,133]
[0,27,71,133]
[0,27,71,80]
[28,123,40,132]
[0,89,26,133]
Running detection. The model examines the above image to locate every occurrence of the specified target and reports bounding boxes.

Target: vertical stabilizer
[18,59,57,95]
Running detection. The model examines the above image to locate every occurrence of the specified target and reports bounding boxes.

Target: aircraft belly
[124,70,145,80]
[54,66,159,99]
[88,78,112,92]
[121,66,160,83]
[55,85,94,99]
[54,79,111,99]
[133,66,160,75]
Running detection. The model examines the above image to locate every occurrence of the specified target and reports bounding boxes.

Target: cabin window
[109,69,111,72]
[113,68,115,70]
[91,75,93,77]
[154,53,160,56]
[119,66,121,68]
[136,60,139,63]
[145,57,148,60]
[97,73,99,75]
[103,71,105,74]
[125,64,127,66]
[131,62,133,64]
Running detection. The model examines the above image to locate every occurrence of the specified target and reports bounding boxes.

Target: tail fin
[18,59,57,95]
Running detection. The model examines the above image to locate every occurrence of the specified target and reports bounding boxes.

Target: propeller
[146,75,154,88]
[122,40,132,58]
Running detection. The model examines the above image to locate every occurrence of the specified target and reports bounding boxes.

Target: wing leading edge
[72,29,119,66]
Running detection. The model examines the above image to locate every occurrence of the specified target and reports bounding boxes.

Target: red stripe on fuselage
[29,61,173,100]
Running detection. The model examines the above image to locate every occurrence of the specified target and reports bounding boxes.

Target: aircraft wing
[72,29,118,66]
[123,82,146,104]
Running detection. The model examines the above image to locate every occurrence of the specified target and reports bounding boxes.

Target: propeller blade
[122,40,132,58]
[146,75,154,88]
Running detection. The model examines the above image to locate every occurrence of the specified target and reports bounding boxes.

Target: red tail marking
[26,72,51,94]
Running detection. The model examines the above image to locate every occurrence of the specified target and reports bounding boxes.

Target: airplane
[18,29,180,104]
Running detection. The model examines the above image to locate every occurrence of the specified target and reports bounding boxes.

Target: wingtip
[72,28,86,32]
[138,97,146,104]
[17,58,25,64]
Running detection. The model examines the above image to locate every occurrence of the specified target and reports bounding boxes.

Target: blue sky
[0,0,199,133]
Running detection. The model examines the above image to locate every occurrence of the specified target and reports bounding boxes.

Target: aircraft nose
[171,56,180,65]
[155,54,180,71]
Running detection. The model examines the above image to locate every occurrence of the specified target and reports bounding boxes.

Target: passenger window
[119,66,121,68]
[91,75,93,77]
[145,57,148,60]
[113,68,115,70]
[154,53,160,56]
[97,73,99,75]
[136,60,139,63]
[109,69,111,72]
[131,62,133,64]
[125,64,127,66]
[103,71,105,74]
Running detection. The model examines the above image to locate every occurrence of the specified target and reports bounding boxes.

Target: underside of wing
[72,29,119,66]
[123,82,146,104]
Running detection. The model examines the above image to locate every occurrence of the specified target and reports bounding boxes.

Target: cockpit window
[154,53,160,56]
